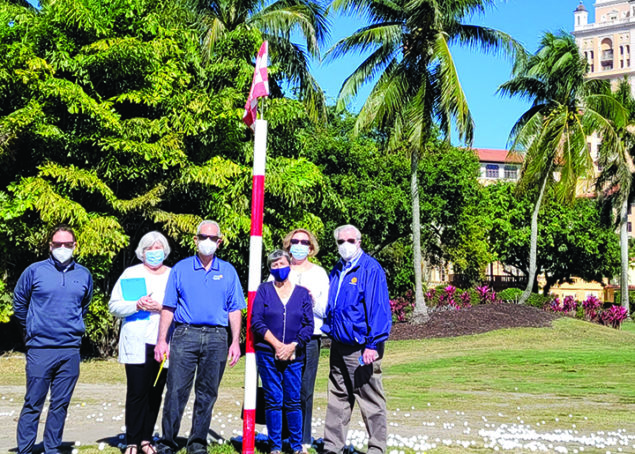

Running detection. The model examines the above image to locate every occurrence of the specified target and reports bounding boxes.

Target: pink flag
[243,42,269,131]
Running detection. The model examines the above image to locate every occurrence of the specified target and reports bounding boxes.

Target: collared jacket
[321,252,391,350]
[13,257,93,349]
[251,282,314,361]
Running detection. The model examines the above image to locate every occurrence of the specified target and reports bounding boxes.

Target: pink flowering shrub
[582,295,602,321]
[389,290,415,322]
[599,305,628,329]
[550,295,577,313]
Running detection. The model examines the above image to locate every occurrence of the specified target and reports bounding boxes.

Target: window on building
[621,60,625,68]
[486,164,499,179]
[628,222,632,233]
[621,46,624,55]
[504,165,518,180]
[628,204,632,215]
[590,50,594,60]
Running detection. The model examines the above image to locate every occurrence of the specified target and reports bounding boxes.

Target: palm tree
[328,0,521,321]
[185,0,329,120]
[597,78,635,315]
[498,31,628,304]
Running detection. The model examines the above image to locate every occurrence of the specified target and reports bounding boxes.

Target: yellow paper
[153,354,166,387]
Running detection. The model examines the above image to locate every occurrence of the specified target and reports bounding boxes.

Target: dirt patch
[389,303,560,341]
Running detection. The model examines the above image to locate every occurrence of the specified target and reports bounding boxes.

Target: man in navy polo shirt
[13,224,93,454]
[155,220,245,454]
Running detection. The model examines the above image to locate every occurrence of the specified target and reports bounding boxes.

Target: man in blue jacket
[321,224,392,454]
[13,224,93,454]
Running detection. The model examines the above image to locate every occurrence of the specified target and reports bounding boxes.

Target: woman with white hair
[109,231,172,454]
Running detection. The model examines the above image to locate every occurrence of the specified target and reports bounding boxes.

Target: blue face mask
[289,244,310,260]
[145,249,165,267]
[270,266,291,282]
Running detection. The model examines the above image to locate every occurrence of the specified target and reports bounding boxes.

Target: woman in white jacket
[109,232,172,454]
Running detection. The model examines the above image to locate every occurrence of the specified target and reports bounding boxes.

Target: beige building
[573,0,635,235]
[573,0,635,85]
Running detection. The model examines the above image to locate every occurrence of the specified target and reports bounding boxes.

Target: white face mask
[198,238,217,256]
[52,247,74,264]
[338,242,358,261]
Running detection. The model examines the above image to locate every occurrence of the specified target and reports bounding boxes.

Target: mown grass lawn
[3,317,634,453]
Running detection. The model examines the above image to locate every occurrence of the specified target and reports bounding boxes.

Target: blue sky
[310,0,594,149]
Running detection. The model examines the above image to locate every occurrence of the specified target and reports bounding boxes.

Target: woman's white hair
[135,231,171,261]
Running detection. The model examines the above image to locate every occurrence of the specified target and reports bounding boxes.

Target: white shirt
[109,263,171,364]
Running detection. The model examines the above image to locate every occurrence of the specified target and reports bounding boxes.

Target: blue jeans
[159,325,228,453]
[301,337,321,445]
[256,350,303,452]
[17,348,80,454]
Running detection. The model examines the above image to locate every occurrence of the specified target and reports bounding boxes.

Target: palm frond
[433,31,473,144]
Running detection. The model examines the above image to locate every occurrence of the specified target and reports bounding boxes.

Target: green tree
[187,0,328,120]
[597,78,635,315]
[0,0,334,355]
[486,183,620,296]
[328,0,520,321]
[498,31,627,304]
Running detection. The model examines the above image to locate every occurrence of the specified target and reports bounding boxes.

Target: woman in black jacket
[251,249,314,454]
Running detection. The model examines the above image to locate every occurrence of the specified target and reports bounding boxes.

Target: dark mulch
[390,303,561,341]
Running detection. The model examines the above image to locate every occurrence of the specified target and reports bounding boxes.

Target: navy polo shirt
[163,255,246,326]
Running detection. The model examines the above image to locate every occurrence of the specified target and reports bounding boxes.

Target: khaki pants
[323,341,386,454]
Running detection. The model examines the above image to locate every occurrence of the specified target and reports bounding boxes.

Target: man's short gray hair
[135,231,171,261]
[333,224,362,241]
[196,220,222,236]
[267,249,291,269]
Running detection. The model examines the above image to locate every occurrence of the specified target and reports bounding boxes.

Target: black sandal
[124,445,138,454]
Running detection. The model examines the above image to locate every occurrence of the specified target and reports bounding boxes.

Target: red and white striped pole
[242,118,267,454]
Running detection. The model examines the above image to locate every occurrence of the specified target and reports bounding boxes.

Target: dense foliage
[0,1,628,355]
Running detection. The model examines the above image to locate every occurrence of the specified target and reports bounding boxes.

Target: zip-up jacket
[13,257,93,348]
[321,252,391,350]
[251,281,314,360]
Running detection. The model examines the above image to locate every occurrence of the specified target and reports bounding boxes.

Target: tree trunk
[519,172,550,305]
[620,197,630,314]
[411,150,429,323]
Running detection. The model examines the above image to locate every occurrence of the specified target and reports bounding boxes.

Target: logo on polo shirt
[350,277,357,285]
[213,274,223,280]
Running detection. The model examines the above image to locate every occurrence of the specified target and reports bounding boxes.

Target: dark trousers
[323,341,387,454]
[256,350,303,452]
[301,337,321,445]
[158,325,228,453]
[125,344,167,446]
[17,348,80,454]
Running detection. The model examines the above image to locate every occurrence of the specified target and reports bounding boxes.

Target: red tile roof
[475,148,524,164]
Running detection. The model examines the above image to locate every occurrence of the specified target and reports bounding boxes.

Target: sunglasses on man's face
[337,238,357,245]
[290,239,310,246]
[51,241,75,249]
[197,234,220,242]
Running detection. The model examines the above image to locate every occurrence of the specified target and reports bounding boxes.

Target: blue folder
[121,278,150,321]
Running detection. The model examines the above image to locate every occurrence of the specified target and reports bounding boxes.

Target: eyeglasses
[337,238,357,245]
[51,241,75,249]
[197,234,220,242]
[290,239,310,246]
